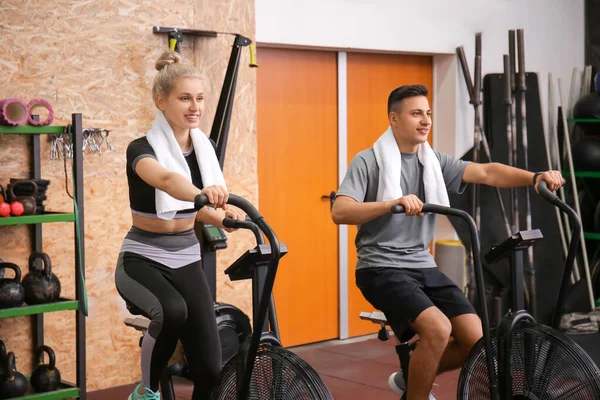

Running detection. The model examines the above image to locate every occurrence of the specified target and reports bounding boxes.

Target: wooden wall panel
[0,0,256,391]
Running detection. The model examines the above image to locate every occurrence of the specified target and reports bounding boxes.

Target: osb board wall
[0,0,256,391]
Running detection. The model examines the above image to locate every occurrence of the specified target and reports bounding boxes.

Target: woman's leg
[171,260,222,400]
[116,252,189,392]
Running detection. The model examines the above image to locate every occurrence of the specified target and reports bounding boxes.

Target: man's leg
[423,268,484,376]
[437,313,483,374]
[405,306,452,400]
[355,267,443,399]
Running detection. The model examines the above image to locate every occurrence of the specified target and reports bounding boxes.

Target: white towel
[373,126,450,207]
[146,111,227,220]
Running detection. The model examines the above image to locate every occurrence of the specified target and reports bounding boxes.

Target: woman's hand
[201,185,229,209]
[223,207,247,233]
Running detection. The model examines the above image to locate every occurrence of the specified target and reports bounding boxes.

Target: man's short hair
[387,85,429,114]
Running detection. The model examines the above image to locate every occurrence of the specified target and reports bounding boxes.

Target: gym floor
[87,334,459,399]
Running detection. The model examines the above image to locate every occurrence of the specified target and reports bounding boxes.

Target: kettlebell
[31,345,61,393]
[22,252,61,305]
[0,263,25,309]
[0,352,27,399]
[7,180,37,216]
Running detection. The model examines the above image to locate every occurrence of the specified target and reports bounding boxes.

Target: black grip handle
[536,180,561,205]
[222,218,244,229]
[503,55,512,105]
[517,29,526,91]
[456,46,475,103]
[391,205,404,214]
[391,203,452,215]
[222,217,263,244]
[475,32,482,57]
[194,193,262,221]
[509,30,516,92]
[222,218,256,231]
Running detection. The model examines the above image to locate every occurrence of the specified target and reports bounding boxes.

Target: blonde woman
[115,51,245,400]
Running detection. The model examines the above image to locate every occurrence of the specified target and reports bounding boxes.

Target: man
[331,84,563,400]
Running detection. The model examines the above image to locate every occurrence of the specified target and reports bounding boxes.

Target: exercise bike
[196,194,333,400]
[361,181,600,399]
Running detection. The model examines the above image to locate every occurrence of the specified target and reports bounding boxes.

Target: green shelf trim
[567,118,600,123]
[0,299,78,318]
[584,233,600,241]
[0,125,68,135]
[0,212,75,226]
[15,385,79,400]
[561,171,600,178]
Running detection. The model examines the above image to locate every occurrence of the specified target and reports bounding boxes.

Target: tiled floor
[290,335,459,400]
[88,333,459,399]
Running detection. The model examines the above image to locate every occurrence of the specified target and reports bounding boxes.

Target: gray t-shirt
[336,148,470,270]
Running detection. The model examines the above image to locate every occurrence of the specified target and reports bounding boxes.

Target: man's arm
[331,196,394,225]
[331,194,424,225]
[462,162,534,188]
[463,162,564,191]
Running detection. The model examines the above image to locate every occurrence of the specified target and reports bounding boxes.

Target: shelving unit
[0,114,87,400]
[562,117,600,245]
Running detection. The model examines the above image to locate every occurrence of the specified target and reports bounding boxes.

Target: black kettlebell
[7,180,37,216]
[0,263,25,309]
[22,252,61,305]
[0,352,27,399]
[31,345,61,393]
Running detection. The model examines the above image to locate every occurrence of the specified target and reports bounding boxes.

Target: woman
[115,50,245,400]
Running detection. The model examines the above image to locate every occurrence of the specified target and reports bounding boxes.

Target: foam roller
[0,98,28,126]
[434,239,466,292]
[27,99,54,126]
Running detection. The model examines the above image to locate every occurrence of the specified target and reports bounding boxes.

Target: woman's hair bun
[155,51,182,71]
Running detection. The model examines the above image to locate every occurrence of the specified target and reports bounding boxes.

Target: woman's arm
[135,157,228,207]
[196,206,247,232]
[196,207,226,227]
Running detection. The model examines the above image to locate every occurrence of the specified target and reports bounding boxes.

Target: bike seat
[359,311,417,343]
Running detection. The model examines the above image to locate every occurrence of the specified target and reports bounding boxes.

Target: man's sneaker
[128,382,161,400]
[389,371,407,395]
[388,372,437,400]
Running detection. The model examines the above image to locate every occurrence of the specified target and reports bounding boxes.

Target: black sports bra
[125,137,204,218]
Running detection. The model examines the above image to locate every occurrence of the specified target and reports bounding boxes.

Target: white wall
[256,0,586,240]
[256,0,585,156]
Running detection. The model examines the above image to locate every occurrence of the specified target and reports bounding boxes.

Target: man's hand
[201,185,229,209]
[397,194,424,216]
[222,207,246,233]
[534,170,564,193]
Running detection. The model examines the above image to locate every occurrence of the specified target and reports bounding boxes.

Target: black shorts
[356,267,477,336]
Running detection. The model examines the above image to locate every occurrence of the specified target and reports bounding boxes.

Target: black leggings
[115,252,221,399]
